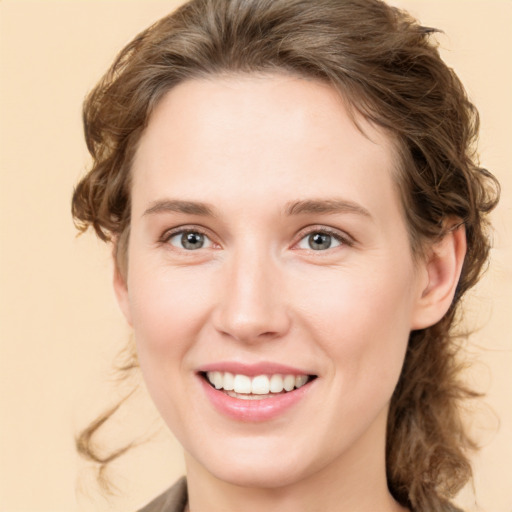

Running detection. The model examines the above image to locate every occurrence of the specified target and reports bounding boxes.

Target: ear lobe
[411,223,467,330]
[113,257,133,327]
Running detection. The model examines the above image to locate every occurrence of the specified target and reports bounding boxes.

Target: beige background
[0,1,510,511]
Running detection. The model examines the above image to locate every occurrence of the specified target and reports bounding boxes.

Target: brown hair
[72,0,499,509]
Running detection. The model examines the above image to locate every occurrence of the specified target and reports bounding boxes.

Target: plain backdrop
[0,1,511,511]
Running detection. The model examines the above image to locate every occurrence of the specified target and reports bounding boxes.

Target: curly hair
[72,0,500,510]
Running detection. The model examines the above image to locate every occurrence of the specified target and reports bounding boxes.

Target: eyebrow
[285,198,372,219]
[142,197,372,220]
[143,199,215,217]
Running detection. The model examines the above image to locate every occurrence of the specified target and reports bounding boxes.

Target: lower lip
[199,375,314,422]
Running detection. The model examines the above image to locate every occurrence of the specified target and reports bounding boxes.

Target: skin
[114,74,466,512]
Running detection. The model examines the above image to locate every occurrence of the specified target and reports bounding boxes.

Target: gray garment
[135,475,464,512]
[137,477,188,512]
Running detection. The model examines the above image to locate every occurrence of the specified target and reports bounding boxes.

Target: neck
[184,409,408,512]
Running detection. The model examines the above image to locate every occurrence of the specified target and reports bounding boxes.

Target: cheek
[126,260,217,406]
[128,263,209,346]
[294,263,415,385]
[125,261,217,431]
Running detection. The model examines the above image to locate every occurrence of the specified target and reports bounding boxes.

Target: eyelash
[159,225,354,252]
[160,225,215,249]
[294,226,354,251]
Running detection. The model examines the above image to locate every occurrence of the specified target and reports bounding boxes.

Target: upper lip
[197,361,316,377]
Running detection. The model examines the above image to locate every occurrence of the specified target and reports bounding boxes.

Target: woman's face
[116,74,430,488]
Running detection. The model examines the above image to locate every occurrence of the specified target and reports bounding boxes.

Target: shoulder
[136,476,188,512]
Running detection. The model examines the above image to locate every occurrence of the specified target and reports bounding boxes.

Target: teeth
[251,375,270,394]
[283,374,295,391]
[205,371,311,395]
[212,371,223,390]
[295,375,308,388]
[223,372,234,391]
[233,374,251,394]
[270,374,284,393]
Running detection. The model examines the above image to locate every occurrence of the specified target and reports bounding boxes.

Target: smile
[198,365,317,421]
[205,371,312,399]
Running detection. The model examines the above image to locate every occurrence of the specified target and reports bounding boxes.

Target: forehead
[131,74,402,219]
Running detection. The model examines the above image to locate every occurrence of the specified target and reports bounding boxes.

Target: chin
[212,460,307,489]
[189,436,322,490]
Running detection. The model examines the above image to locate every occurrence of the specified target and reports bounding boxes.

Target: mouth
[200,371,318,400]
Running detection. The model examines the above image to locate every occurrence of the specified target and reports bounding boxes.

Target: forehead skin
[130,74,405,243]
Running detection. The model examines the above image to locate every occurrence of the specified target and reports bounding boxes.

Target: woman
[72,0,499,510]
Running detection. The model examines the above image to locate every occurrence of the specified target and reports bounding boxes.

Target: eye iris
[309,232,331,250]
[182,232,204,250]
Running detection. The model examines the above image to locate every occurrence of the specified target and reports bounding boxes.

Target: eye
[296,231,343,251]
[167,230,213,250]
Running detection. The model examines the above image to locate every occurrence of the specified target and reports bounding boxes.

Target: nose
[211,248,291,344]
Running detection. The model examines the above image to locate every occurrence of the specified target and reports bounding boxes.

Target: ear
[113,250,133,327]
[411,222,467,330]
